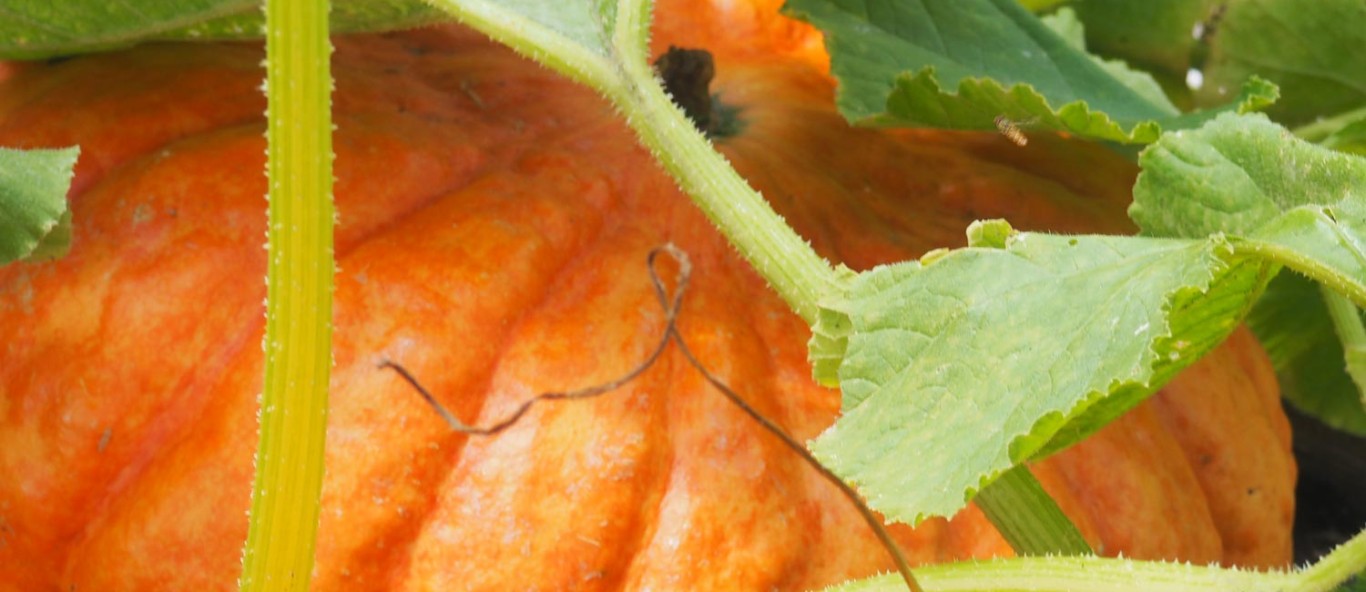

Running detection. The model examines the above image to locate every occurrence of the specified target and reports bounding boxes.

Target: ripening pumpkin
[0,1,1295,590]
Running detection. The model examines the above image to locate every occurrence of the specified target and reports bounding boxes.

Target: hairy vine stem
[381,244,921,592]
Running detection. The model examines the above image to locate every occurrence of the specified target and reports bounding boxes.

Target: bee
[994,115,1031,147]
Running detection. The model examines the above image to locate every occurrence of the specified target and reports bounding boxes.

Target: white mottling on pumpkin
[428,523,464,549]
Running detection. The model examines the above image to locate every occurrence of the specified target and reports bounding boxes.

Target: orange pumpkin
[0,2,1294,590]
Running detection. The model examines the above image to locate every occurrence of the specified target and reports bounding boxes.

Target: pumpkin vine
[239,0,333,589]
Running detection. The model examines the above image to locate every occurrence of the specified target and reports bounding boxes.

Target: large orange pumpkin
[0,2,1294,590]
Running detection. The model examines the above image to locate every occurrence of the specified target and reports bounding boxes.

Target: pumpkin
[0,1,1295,590]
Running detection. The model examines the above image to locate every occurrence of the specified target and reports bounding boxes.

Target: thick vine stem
[238,0,334,589]
[832,554,1299,592]
[835,527,1366,591]
[1297,527,1366,592]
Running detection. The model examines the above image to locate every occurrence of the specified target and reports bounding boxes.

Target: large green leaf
[0,0,446,59]
[0,146,78,264]
[781,0,1275,143]
[809,222,1272,524]
[1134,112,1366,438]
[1132,114,1366,301]
[1194,0,1366,128]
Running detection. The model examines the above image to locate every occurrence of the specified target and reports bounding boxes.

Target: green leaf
[1070,0,1219,85]
[809,226,1272,524]
[1249,274,1366,436]
[1039,8,1176,113]
[1134,112,1366,436]
[1195,0,1366,128]
[1132,112,1365,237]
[0,146,78,264]
[1132,113,1366,301]
[781,0,1275,143]
[0,0,448,59]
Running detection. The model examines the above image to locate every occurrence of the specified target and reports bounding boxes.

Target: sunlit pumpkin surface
[0,1,1294,590]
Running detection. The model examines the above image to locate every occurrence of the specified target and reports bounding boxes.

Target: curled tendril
[380,243,921,592]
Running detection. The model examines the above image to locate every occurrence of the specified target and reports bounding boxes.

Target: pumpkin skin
[0,6,1295,592]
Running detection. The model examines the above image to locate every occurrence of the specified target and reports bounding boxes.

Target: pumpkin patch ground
[2,1,1365,591]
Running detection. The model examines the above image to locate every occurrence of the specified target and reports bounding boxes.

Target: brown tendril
[380,244,921,592]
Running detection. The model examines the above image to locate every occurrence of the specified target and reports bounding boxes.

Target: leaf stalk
[975,465,1093,556]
